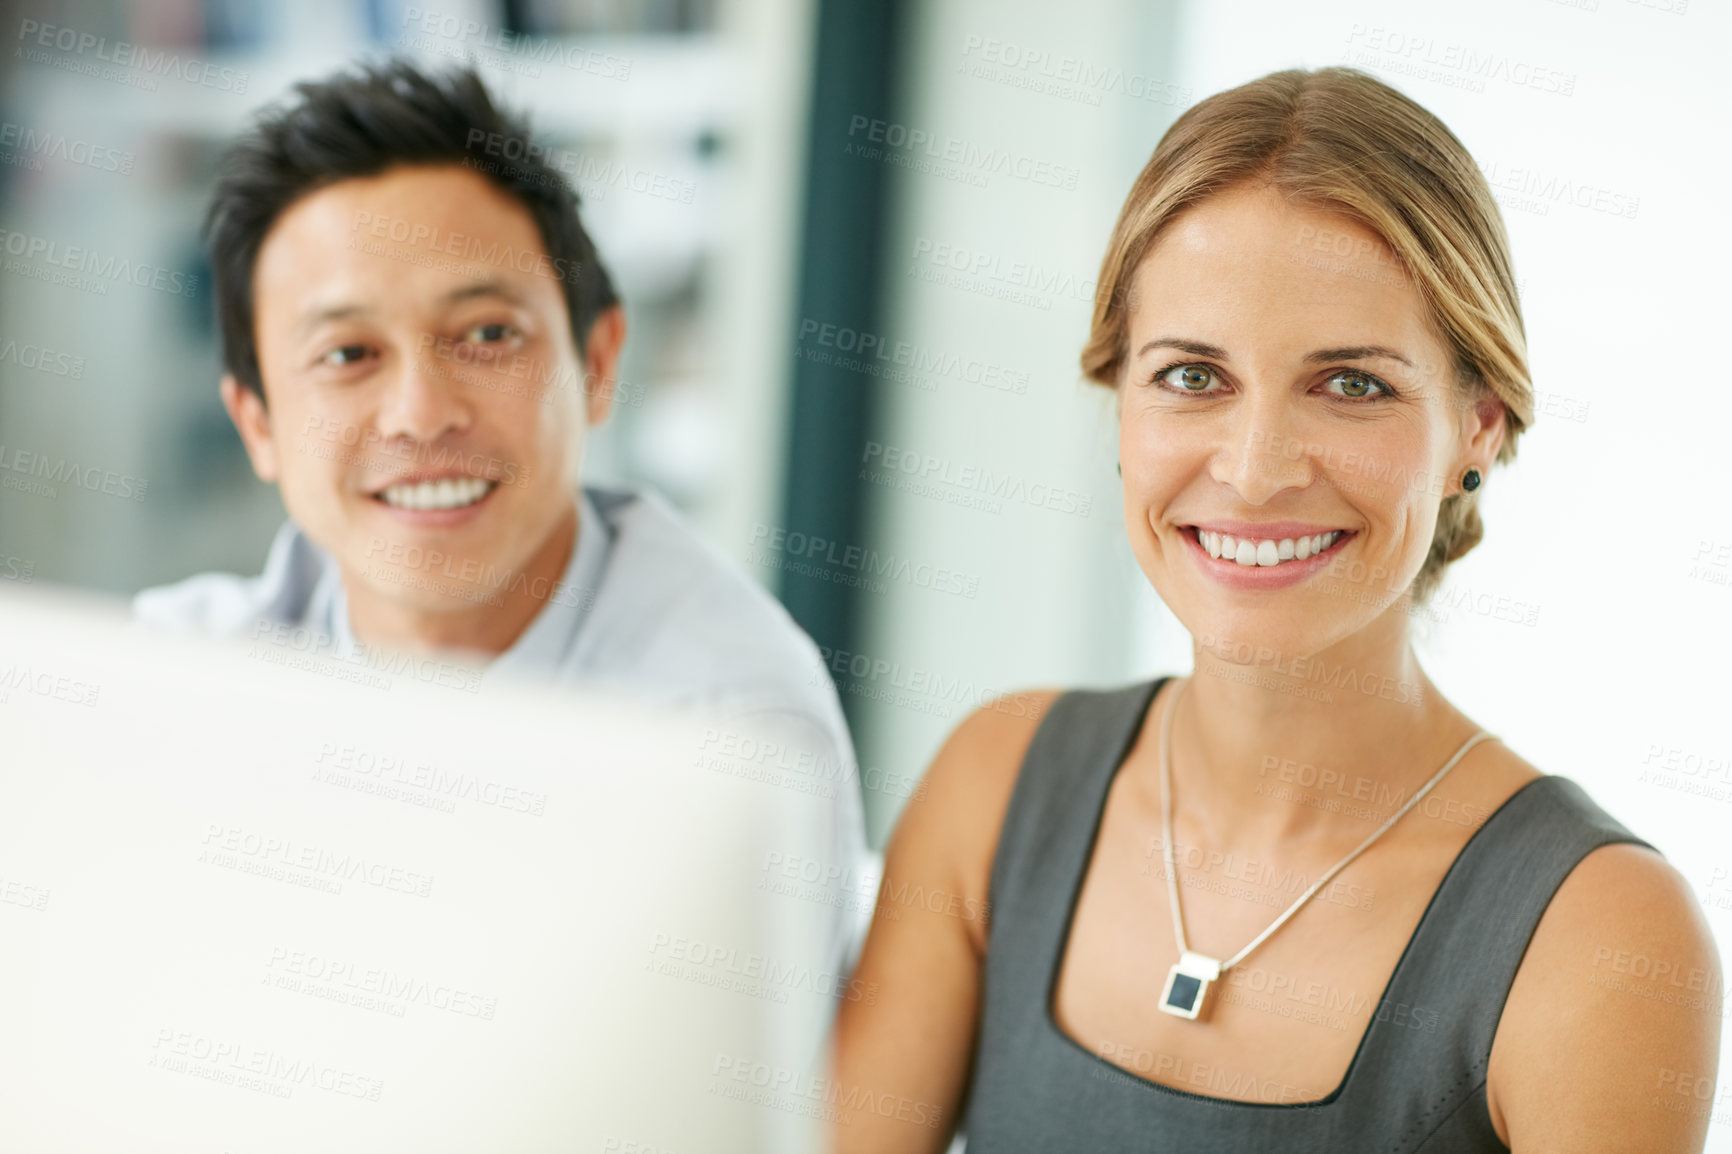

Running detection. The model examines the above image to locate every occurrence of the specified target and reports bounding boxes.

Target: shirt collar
[490,488,610,676]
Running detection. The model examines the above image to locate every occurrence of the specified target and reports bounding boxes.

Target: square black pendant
[1158,951,1221,1020]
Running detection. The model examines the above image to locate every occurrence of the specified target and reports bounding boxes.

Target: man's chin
[348,558,510,613]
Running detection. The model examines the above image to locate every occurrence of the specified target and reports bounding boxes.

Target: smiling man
[135,62,865,976]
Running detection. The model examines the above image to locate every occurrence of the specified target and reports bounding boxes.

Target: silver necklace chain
[1157,675,1497,973]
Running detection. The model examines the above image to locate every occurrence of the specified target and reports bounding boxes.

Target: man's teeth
[1200,529,1341,567]
[378,477,494,511]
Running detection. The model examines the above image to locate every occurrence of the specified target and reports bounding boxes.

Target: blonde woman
[832,68,1719,1153]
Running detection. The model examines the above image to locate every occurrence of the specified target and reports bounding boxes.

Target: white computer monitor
[0,586,839,1153]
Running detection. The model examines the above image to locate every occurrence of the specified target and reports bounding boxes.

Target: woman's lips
[1183,524,1354,590]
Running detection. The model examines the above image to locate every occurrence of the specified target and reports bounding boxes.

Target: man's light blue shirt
[135,485,869,980]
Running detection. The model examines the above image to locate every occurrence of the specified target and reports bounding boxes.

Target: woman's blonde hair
[1083,67,1532,603]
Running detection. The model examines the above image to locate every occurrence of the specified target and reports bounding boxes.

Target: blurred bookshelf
[0,0,810,595]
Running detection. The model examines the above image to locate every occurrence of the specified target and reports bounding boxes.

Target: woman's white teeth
[1201,529,1339,567]
[380,477,494,510]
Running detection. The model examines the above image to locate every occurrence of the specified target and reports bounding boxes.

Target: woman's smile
[1178,520,1357,590]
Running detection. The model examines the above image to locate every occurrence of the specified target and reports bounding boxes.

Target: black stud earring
[1117,461,1122,477]
[1462,468,1482,493]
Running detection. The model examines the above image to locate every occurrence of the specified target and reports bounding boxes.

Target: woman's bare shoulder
[1486,785,1722,1149]
[914,689,1066,841]
[930,690,1066,787]
[894,690,1066,955]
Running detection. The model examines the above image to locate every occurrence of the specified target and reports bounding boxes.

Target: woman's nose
[1208,394,1312,504]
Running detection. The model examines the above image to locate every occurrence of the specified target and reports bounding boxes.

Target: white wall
[856,0,1187,845]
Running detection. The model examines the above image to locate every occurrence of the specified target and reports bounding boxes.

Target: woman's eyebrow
[1305,345,1413,368]
[1134,337,1229,359]
[1131,339,1416,369]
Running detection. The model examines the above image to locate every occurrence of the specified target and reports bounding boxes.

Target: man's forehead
[255,170,554,331]
[258,167,547,277]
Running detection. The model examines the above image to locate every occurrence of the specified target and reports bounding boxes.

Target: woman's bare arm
[1489,844,1723,1152]
[828,694,1056,1154]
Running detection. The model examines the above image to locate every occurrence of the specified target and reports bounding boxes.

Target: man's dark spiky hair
[204,59,618,398]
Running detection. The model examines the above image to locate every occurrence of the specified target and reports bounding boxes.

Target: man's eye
[1157,364,1219,393]
[1324,370,1392,400]
[320,344,371,367]
[463,323,518,344]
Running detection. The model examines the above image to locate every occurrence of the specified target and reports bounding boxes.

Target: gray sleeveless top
[960,679,1652,1153]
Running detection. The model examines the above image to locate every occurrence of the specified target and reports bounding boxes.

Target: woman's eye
[1324,370,1391,400]
[1158,364,1219,393]
[319,344,371,368]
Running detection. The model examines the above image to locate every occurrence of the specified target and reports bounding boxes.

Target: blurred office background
[3,1,1731,1114]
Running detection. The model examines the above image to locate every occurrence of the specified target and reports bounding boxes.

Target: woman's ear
[1462,394,1506,471]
